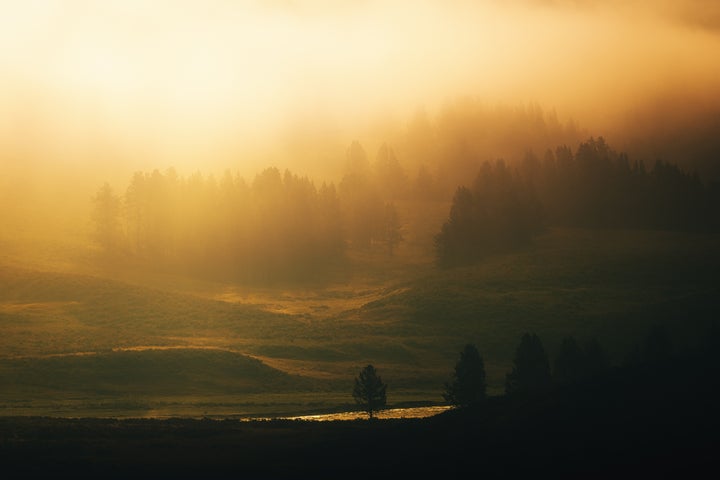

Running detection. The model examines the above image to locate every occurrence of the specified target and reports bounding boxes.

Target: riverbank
[2,354,718,479]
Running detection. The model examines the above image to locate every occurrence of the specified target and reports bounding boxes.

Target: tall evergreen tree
[506,333,552,395]
[444,344,487,407]
[353,365,387,419]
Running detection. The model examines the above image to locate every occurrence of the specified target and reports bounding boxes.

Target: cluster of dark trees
[443,335,609,408]
[522,137,720,231]
[93,124,718,276]
[442,337,578,407]
[434,159,544,267]
[92,144,406,282]
[504,332,612,396]
[94,168,343,282]
[439,323,690,410]
[353,333,612,417]
[436,136,720,267]
[5,324,716,478]
[90,100,587,280]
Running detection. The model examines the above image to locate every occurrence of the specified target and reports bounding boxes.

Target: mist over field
[2,1,719,192]
[1,0,719,447]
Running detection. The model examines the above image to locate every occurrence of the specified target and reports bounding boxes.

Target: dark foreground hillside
[1,350,718,479]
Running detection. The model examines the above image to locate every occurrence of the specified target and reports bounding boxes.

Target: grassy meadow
[2,196,718,418]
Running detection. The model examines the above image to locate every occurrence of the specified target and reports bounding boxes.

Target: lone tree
[444,344,487,407]
[506,332,552,395]
[353,364,387,419]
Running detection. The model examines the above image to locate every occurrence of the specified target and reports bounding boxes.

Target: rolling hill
[1,226,719,416]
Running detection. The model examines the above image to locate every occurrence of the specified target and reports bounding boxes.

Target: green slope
[0,348,314,396]
[346,228,720,383]
[1,227,719,413]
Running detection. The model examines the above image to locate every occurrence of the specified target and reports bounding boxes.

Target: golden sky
[1,0,719,182]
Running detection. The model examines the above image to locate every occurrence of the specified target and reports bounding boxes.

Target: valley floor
[2,352,718,479]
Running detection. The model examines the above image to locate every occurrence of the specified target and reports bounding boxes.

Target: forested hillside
[436,137,720,266]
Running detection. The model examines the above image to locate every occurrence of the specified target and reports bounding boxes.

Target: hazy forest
[2,1,720,477]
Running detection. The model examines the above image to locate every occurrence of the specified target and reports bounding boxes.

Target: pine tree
[352,365,387,419]
[444,344,487,407]
[506,333,551,395]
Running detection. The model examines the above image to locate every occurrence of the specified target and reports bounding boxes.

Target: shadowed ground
[1,350,718,479]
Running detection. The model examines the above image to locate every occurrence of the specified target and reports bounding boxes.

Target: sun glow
[1,0,719,183]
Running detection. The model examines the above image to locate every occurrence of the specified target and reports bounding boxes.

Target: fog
[3,2,720,437]
[1,0,719,240]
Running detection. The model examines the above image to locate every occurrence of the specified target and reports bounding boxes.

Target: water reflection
[281,405,452,421]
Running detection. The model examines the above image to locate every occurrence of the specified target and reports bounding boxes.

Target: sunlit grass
[1,226,718,416]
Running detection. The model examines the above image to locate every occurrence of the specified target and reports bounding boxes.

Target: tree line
[93,133,719,276]
[92,144,406,282]
[402,100,585,198]
[435,136,720,267]
[354,323,690,417]
[354,333,606,418]
[89,99,589,279]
